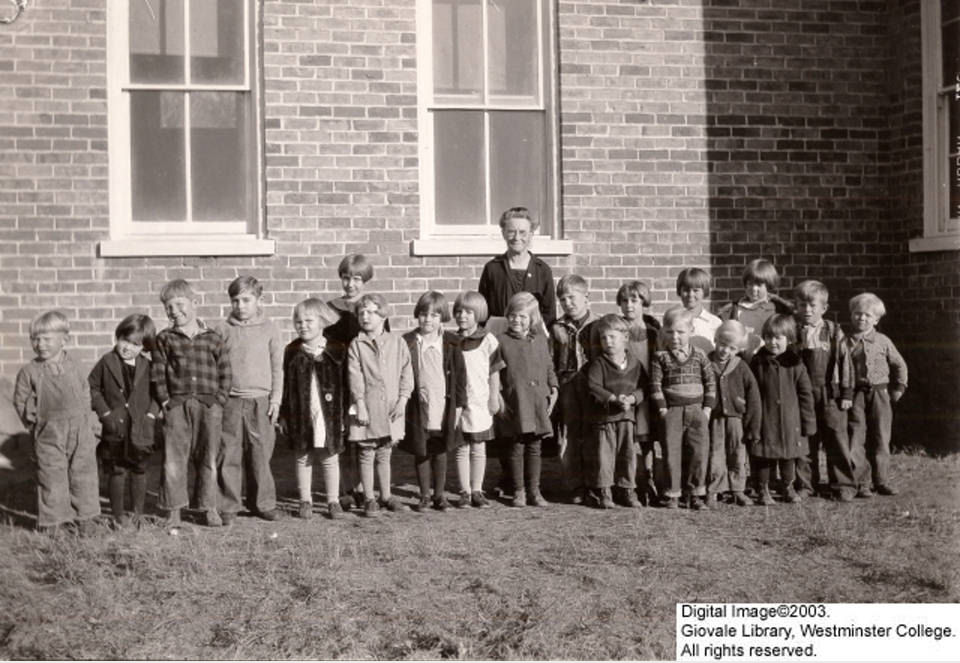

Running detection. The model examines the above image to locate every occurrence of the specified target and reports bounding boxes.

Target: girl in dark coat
[401,292,466,512]
[280,298,349,520]
[88,314,158,528]
[495,292,559,507]
[750,314,817,505]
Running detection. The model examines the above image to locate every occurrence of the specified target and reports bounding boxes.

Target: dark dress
[478,252,557,328]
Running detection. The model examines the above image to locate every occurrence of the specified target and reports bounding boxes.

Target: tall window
[104,0,269,256]
[415,0,561,251]
[915,0,960,252]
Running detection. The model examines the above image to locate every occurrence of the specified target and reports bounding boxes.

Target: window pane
[487,0,538,102]
[432,0,483,101]
[434,111,485,225]
[943,18,959,86]
[131,92,186,222]
[191,0,245,85]
[130,0,185,84]
[191,92,249,221]
[489,111,546,233]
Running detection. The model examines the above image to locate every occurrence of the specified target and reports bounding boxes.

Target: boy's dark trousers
[661,405,708,498]
[219,395,277,515]
[707,416,747,494]
[160,398,221,512]
[796,386,856,495]
[848,385,892,489]
[104,458,148,519]
[585,420,637,490]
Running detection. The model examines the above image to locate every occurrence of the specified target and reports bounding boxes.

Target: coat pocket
[100,410,125,441]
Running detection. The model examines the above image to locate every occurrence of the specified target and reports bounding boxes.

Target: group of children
[12,254,908,533]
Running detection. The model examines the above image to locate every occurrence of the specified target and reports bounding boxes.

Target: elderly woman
[478,207,557,330]
[477,206,557,501]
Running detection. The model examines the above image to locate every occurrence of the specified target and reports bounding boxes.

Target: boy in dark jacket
[706,321,761,507]
[89,314,159,528]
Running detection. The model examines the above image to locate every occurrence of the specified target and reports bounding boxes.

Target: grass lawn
[0,449,957,660]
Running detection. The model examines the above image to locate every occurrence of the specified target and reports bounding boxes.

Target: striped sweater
[650,347,717,410]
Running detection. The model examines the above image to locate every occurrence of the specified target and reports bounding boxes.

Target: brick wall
[0,0,956,449]
[884,0,960,454]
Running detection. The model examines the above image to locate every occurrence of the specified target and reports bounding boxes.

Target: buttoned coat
[708,353,762,443]
[494,331,558,438]
[401,330,467,455]
[749,348,817,459]
[88,351,159,463]
[347,330,413,443]
[280,338,348,454]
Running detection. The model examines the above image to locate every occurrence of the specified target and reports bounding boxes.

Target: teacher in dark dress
[477,206,557,500]
[478,207,557,331]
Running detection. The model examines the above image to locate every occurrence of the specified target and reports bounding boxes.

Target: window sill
[99,235,276,258]
[908,234,960,253]
[410,237,573,256]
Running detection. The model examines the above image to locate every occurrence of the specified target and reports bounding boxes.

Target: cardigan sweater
[707,352,762,443]
[478,252,557,327]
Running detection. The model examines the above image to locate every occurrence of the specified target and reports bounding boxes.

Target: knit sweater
[216,314,284,406]
[650,346,717,410]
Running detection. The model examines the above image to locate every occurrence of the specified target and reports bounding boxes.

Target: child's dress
[458,329,503,441]
[495,330,558,439]
[401,330,466,455]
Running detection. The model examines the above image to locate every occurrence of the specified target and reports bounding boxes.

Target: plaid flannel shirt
[152,321,232,408]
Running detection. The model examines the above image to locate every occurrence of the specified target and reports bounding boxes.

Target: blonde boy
[14,311,100,532]
[793,280,856,500]
[845,293,907,497]
[217,276,284,523]
[650,306,717,509]
[152,279,232,528]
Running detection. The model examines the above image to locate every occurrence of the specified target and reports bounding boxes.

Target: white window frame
[913,0,960,252]
[412,0,570,256]
[101,0,272,257]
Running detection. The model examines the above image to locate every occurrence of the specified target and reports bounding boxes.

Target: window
[102,0,271,257]
[914,0,960,252]
[412,0,569,256]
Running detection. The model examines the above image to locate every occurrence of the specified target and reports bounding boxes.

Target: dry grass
[0,451,957,660]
